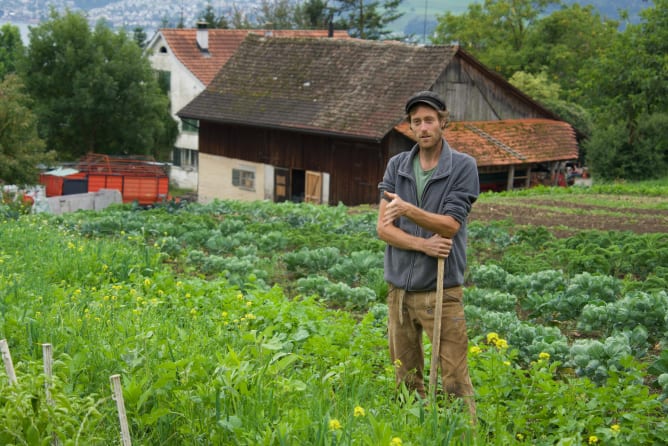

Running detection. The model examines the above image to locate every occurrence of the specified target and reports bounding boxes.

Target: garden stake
[42,344,61,446]
[43,343,54,405]
[1,339,17,385]
[110,374,132,446]
[429,257,445,397]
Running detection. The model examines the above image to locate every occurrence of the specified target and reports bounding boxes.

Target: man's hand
[382,191,413,225]
[421,234,453,258]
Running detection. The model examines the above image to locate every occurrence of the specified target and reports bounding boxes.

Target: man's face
[409,105,443,151]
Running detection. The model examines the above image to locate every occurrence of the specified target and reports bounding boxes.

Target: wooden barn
[178,35,578,206]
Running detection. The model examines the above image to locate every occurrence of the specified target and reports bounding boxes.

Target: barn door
[274,167,290,202]
[304,171,322,204]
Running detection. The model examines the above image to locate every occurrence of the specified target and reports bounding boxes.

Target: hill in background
[396,0,650,41]
[1,0,652,43]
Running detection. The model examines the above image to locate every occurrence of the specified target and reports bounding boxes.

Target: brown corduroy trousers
[387,285,476,419]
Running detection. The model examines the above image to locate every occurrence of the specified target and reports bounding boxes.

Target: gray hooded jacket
[378,139,479,291]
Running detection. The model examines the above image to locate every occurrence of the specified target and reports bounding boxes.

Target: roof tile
[396,119,578,166]
[159,28,350,85]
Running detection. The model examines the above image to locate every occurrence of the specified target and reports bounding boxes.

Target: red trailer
[41,154,170,205]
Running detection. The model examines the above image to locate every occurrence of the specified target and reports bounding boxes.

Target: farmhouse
[145,25,350,189]
[178,35,578,205]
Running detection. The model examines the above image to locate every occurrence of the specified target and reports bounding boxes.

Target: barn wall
[439,56,550,122]
[199,121,385,205]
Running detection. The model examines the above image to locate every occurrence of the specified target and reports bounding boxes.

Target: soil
[468,197,668,237]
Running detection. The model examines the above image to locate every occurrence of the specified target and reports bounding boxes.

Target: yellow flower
[390,437,402,446]
[503,361,511,366]
[486,332,499,344]
[144,278,151,286]
[611,424,620,432]
[354,406,365,417]
[588,435,599,444]
[516,433,524,441]
[393,359,402,368]
[221,311,228,318]
[494,338,508,349]
[539,352,551,361]
[245,313,256,320]
[469,345,482,355]
[246,301,253,307]
[328,419,342,431]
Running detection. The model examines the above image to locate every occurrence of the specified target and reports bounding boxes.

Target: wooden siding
[442,57,550,122]
[200,121,386,205]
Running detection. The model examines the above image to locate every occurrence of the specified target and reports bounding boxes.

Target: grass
[1,178,667,444]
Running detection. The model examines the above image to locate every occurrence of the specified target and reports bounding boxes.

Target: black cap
[405,90,446,113]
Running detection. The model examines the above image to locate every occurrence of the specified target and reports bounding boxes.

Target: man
[377,90,479,418]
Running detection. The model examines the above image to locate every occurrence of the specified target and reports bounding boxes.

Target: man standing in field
[377,91,479,419]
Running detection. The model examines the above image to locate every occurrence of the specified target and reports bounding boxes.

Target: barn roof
[396,119,579,166]
[178,35,460,140]
[155,28,350,85]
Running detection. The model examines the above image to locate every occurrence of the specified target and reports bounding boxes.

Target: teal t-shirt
[413,155,435,207]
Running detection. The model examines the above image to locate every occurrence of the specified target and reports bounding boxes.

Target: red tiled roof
[158,28,351,85]
[395,119,578,167]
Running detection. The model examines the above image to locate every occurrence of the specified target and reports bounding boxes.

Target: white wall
[198,153,268,203]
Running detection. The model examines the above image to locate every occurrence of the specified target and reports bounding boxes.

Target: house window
[232,167,255,191]
[181,118,198,133]
[172,147,198,168]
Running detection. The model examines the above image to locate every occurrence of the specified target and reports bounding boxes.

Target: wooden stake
[429,257,445,396]
[110,374,132,446]
[1,339,17,385]
[42,343,54,405]
[42,345,61,446]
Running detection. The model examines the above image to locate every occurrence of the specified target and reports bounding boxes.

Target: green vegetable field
[1,182,667,445]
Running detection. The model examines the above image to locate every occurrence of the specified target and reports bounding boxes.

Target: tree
[431,0,559,77]
[509,71,593,139]
[294,0,332,29]
[0,75,55,185]
[199,3,229,29]
[334,0,404,39]
[20,10,178,161]
[257,0,296,29]
[0,23,24,79]
[520,4,619,101]
[581,0,668,180]
[132,27,148,48]
[231,4,253,29]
